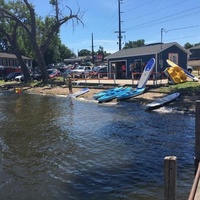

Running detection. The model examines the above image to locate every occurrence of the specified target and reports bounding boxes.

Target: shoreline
[24,85,197,114]
[1,83,198,114]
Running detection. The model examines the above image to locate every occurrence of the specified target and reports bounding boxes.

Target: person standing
[121,64,126,78]
[129,64,134,78]
[67,75,73,94]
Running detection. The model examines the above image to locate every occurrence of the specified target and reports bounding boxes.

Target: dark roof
[0,52,31,60]
[105,42,189,59]
[189,45,200,50]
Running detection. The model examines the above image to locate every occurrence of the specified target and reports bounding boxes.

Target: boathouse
[105,42,190,79]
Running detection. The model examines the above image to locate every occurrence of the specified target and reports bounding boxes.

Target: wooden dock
[188,101,200,200]
[189,163,200,200]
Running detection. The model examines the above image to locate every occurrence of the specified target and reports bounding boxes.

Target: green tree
[78,49,91,56]
[123,39,145,49]
[184,42,193,49]
[0,33,11,52]
[44,38,75,65]
[0,0,83,82]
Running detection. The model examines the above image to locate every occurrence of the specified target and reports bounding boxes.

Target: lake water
[0,89,195,200]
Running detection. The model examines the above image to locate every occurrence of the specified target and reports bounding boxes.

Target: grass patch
[158,81,200,95]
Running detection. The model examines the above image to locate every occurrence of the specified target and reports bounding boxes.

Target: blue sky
[34,0,200,55]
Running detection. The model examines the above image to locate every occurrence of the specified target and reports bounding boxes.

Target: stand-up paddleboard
[145,92,180,110]
[116,58,155,100]
[137,58,155,89]
[71,88,89,98]
[166,59,198,82]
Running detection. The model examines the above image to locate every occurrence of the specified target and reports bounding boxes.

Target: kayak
[116,87,145,100]
[93,87,123,100]
[98,87,132,102]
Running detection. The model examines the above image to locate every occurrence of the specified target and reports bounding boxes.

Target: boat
[93,87,123,100]
[145,92,180,110]
[164,66,187,84]
[98,87,132,102]
[116,88,145,100]
[166,59,198,82]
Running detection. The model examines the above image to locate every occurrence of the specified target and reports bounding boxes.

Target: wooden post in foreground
[164,156,177,200]
[195,100,200,174]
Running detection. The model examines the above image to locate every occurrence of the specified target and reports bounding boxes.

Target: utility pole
[115,0,125,50]
[91,33,94,64]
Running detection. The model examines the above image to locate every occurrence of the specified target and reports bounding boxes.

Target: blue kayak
[116,87,145,100]
[93,87,123,100]
[98,87,132,102]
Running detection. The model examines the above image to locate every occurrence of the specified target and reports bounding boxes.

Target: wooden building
[105,42,190,79]
[188,45,200,69]
[0,52,32,68]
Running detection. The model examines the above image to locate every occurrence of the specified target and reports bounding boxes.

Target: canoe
[116,87,145,100]
[98,87,132,102]
[93,87,123,100]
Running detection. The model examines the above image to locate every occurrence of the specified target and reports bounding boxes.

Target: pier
[188,100,200,200]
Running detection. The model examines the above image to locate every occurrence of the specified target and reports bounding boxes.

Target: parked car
[48,69,61,78]
[91,66,108,78]
[187,66,193,73]
[4,72,22,82]
[31,72,42,81]
[71,66,92,78]
[14,74,25,82]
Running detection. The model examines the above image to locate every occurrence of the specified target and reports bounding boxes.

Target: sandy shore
[1,80,199,113]
[21,84,199,114]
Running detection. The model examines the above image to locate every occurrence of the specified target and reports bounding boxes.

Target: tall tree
[123,39,145,49]
[0,0,83,82]
[78,49,91,56]
[184,42,193,49]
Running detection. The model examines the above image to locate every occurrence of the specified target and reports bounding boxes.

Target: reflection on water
[0,90,195,200]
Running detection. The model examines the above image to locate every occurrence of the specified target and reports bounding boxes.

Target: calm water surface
[0,90,195,200]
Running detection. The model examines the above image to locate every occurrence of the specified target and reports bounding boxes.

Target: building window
[168,53,178,64]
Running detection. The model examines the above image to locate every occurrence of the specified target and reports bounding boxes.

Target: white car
[71,66,92,78]
[187,66,193,73]
[14,74,24,82]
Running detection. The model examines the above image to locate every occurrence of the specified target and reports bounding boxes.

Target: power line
[165,25,199,32]
[125,6,200,31]
[124,0,190,23]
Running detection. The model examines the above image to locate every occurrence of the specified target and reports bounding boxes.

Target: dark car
[31,71,42,81]
[4,72,22,82]
[91,67,107,78]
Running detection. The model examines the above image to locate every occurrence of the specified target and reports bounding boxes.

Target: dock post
[164,156,177,200]
[195,100,200,174]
